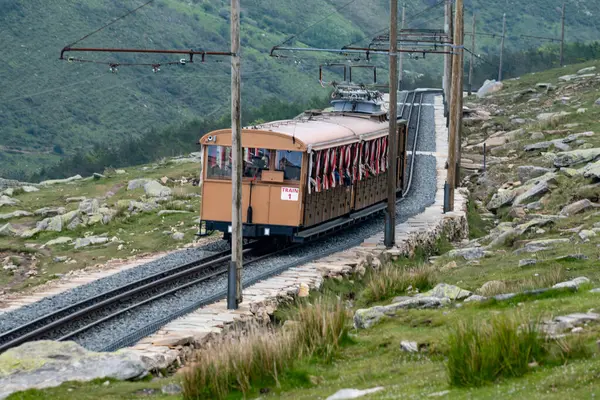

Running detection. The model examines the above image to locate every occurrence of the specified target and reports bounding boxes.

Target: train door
[397,123,408,193]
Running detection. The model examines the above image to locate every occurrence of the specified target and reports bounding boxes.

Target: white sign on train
[281,187,299,201]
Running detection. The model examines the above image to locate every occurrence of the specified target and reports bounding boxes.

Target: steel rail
[403,91,425,197]
[0,247,254,353]
[60,244,301,342]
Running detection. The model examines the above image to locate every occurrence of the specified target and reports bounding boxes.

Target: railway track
[0,244,260,353]
[0,90,434,354]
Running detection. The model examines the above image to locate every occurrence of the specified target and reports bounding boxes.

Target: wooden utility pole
[560,2,566,67]
[455,1,464,188]
[443,0,452,113]
[398,3,406,90]
[228,0,242,309]
[447,0,463,211]
[468,13,475,96]
[385,0,399,248]
[498,13,506,81]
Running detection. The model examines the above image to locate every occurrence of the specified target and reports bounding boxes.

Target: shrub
[182,299,349,399]
[359,264,436,305]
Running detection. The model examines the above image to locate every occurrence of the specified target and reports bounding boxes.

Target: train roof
[200,113,406,152]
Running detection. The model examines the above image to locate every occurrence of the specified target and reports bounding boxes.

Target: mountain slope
[1,0,599,179]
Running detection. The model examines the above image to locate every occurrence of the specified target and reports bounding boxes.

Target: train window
[275,150,302,181]
[206,145,232,179]
[243,148,271,178]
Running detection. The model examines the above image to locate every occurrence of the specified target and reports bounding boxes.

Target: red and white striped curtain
[315,150,322,193]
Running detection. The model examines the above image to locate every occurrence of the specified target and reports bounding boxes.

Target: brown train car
[198,113,407,242]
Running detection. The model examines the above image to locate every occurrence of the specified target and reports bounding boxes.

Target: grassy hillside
[1,0,599,179]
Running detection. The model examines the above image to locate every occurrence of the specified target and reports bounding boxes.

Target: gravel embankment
[0,91,441,351]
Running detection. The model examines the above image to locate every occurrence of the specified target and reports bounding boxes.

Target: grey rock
[554,148,600,168]
[143,181,172,197]
[45,237,74,246]
[582,160,600,179]
[560,199,594,216]
[0,341,147,400]
[79,199,100,215]
[512,181,550,206]
[74,236,109,249]
[19,228,41,239]
[536,82,555,90]
[66,196,86,203]
[579,229,596,241]
[524,140,570,152]
[464,295,487,303]
[530,132,545,140]
[93,173,105,180]
[511,118,526,125]
[21,186,39,193]
[517,166,552,183]
[577,66,596,74]
[487,190,516,211]
[590,288,600,293]
[595,98,600,107]
[516,238,570,254]
[556,254,588,261]
[0,195,18,207]
[157,210,192,217]
[161,383,183,395]
[171,232,185,241]
[127,178,151,190]
[326,387,385,400]
[354,297,450,329]
[558,74,578,82]
[493,293,517,301]
[448,247,484,260]
[553,276,590,290]
[53,256,68,263]
[0,210,32,220]
[2,188,13,196]
[476,79,503,98]
[421,283,472,300]
[0,223,17,237]
[34,207,66,217]
[536,111,570,121]
[115,169,127,175]
[400,341,419,353]
[519,259,537,267]
[39,175,83,186]
[45,216,63,232]
[526,201,543,210]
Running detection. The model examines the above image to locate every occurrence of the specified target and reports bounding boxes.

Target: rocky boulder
[554,148,600,168]
[0,195,18,207]
[354,297,450,329]
[487,190,516,211]
[39,175,82,186]
[420,283,472,300]
[517,166,553,183]
[524,140,570,152]
[143,181,172,197]
[79,199,99,215]
[74,235,110,249]
[477,79,503,98]
[127,178,151,190]
[515,238,570,254]
[536,111,570,122]
[34,207,66,217]
[448,247,484,260]
[553,277,590,290]
[0,341,147,399]
[0,223,17,237]
[0,210,32,221]
[577,66,596,74]
[560,199,595,216]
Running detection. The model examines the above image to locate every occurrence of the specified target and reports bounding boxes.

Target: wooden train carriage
[199,114,407,241]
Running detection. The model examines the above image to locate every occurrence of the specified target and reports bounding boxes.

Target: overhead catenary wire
[65,0,157,48]
[277,0,360,46]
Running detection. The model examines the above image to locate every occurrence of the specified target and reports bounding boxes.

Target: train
[198,85,408,243]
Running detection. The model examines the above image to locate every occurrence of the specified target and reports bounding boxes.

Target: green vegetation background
[2,0,600,180]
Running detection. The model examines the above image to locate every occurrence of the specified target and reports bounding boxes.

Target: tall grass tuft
[359,264,436,305]
[182,299,349,400]
[446,314,544,387]
[446,313,594,387]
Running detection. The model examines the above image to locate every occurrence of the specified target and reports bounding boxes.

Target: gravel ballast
[0,91,440,351]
